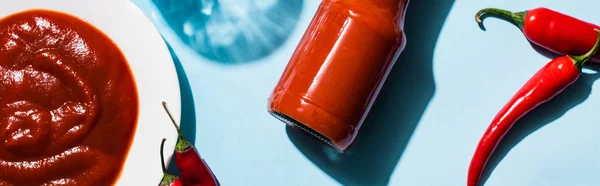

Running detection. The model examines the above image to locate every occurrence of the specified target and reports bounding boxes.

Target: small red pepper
[159,138,183,186]
[476,7,600,63]
[162,101,220,186]
[468,29,600,186]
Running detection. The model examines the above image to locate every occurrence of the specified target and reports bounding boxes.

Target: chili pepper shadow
[285,1,454,185]
[530,43,561,59]
[161,42,198,175]
[478,64,600,186]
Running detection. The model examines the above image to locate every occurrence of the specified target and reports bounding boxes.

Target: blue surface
[132,0,600,185]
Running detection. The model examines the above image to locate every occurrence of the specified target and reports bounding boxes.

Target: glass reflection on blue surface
[151,0,304,64]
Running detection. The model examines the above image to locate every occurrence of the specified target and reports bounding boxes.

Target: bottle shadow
[151,0,303,64]
[478,62,600,185]
[162,42,198,175]
[285,1,455,185]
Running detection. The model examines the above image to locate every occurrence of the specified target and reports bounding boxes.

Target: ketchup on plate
[0,10,138,185]
[268,0,410,151]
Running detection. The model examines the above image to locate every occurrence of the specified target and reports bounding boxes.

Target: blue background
[132,0,600,185]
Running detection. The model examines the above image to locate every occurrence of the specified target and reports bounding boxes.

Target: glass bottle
[268,0,411,151]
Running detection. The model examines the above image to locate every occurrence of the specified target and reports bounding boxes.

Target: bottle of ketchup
[268,0,410,151]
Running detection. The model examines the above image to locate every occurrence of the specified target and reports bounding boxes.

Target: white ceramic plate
[0,0,181,185]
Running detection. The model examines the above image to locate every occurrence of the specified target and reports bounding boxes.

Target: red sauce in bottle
[268,0,410,151]
[0,9,138,185]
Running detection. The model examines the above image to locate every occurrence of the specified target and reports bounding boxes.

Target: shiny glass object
[151,0,303,64]
[268,0,411,151]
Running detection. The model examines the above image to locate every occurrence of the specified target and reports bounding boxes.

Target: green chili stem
[162,101,192,152]
[162,101,185,141]
[159,138,179,185]
[160,138,168,174]
[475,8,527,31]
[571,29,600,68]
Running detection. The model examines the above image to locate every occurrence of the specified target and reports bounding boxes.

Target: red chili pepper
[476,7,600,63]
[468,29,600,186]
[162,101,220,186]
[159,138,183,186]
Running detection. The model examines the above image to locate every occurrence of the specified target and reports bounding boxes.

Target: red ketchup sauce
[0,9,138,186]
